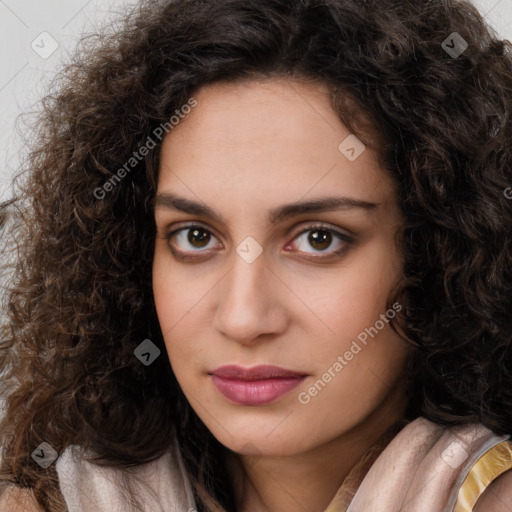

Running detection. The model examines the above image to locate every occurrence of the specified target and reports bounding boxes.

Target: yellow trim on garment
[454,440,512,512]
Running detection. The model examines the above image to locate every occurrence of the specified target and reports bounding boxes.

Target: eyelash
[164,222,354,262]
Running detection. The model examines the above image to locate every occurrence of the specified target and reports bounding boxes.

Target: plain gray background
[0,0,512,203]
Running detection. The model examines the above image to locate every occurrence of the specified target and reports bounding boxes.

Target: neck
[225,378,410,512]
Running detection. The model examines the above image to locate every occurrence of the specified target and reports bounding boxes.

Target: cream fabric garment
[56,433,196,512]
[56,417,510,512]
[327,417,510,512]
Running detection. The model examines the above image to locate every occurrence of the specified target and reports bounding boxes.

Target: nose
[212,249,288,346]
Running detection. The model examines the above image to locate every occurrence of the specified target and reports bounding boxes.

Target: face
[152,77,411,457]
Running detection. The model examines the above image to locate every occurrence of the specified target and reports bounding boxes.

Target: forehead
[157,78,397,212]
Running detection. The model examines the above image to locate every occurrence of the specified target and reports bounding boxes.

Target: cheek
[152,253,186,364]
[296,318,409,434]
[294,241,407,387]
[152,251,210,380]
[299,257,400,347]
[152,260,173,335]
[152,247,194,334]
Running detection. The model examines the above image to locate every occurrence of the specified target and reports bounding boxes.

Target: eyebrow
[154,192,380,225]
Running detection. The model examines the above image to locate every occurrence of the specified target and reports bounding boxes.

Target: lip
[210,365,307,405]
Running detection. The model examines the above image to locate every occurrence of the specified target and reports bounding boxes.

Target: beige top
[55,417,512,512]
[324,417,512,512]
[56,434,197,511]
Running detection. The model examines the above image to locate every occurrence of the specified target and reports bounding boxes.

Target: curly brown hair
[1,0,512,510]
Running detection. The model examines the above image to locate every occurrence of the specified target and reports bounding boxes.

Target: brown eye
[287,223,353,260]
[308,230,332,251]
[166,225,220,257]
[187,227,211,248]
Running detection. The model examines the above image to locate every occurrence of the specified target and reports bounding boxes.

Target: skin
[152,77,413,512]
[474,470,512,512]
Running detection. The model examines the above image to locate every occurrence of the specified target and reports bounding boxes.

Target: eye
[165,222,353,262]
[166,224,221,259]
[285,223,353,260]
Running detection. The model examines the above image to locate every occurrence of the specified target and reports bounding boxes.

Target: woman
[1,0,512,510]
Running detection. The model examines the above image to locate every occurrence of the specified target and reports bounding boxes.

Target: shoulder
[0,486,44,512]
[474,469,512,512]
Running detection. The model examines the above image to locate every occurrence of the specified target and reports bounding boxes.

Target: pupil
[309,230,331,251]
[188,228,210,248]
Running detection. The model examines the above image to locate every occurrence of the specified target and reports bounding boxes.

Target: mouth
[209,365,308,405]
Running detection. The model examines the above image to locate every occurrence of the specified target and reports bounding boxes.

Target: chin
[206,421,312,457]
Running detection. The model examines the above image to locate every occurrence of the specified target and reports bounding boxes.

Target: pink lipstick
[210,365,307,405]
